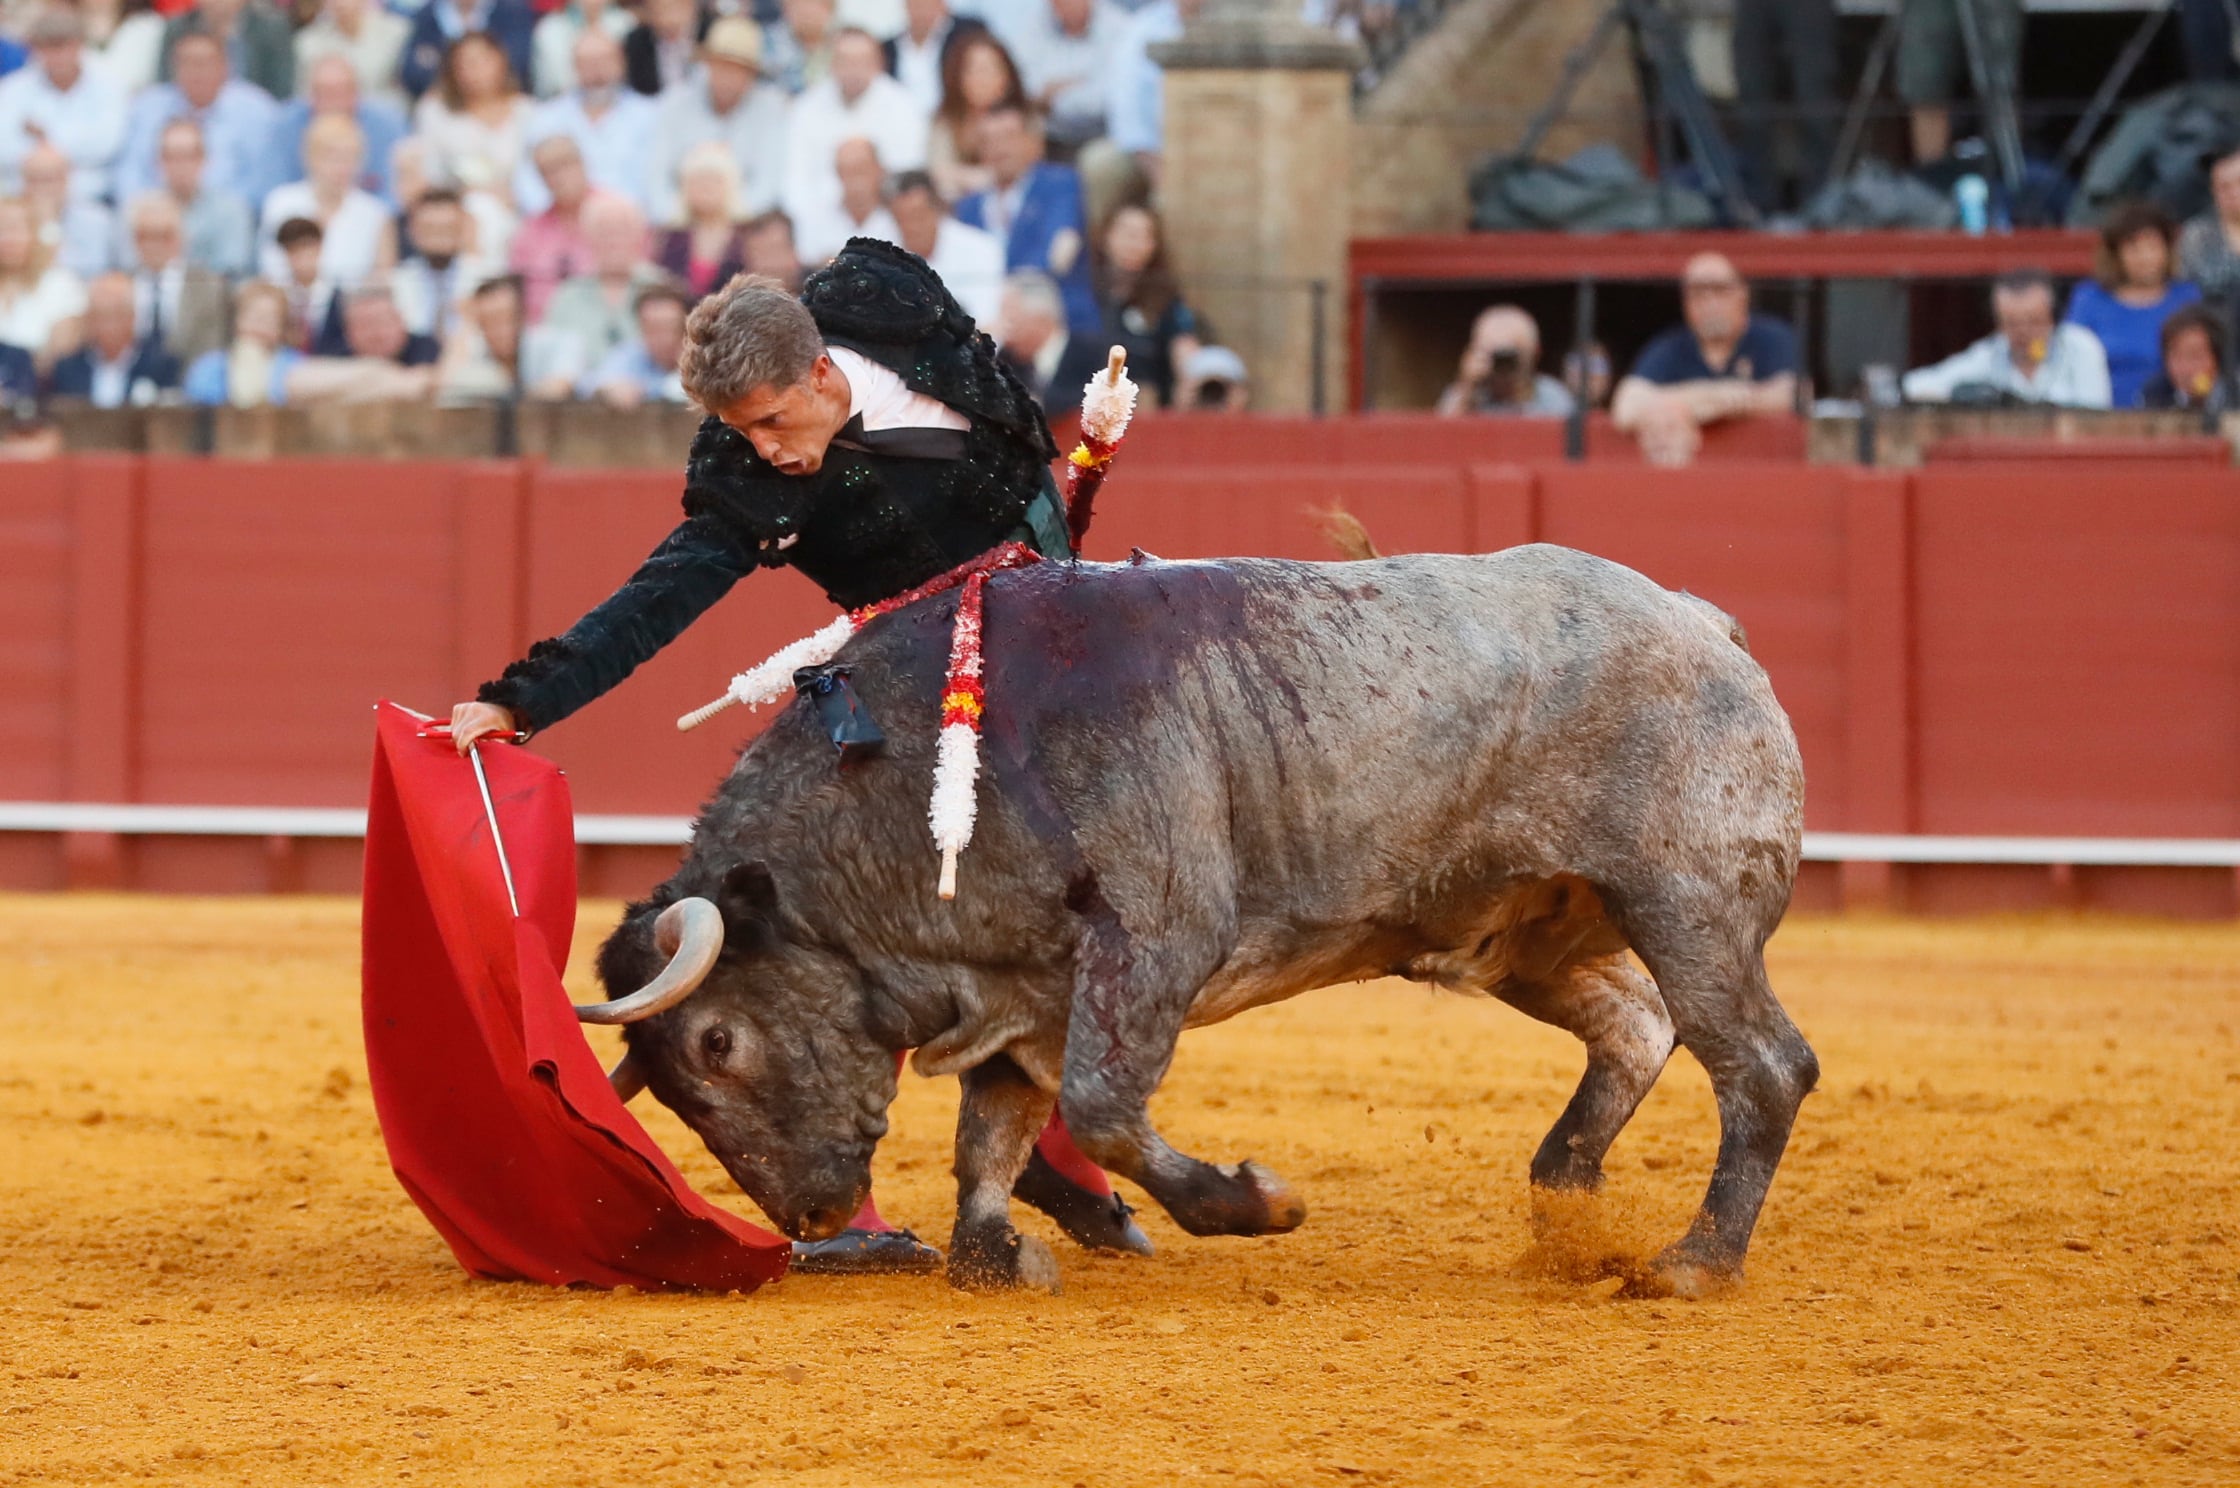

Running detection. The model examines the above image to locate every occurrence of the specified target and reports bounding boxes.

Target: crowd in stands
[1442,154,2240,463]
[0,0,1250,444]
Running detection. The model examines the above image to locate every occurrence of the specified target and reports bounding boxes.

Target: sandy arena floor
[1,895,2236,1486]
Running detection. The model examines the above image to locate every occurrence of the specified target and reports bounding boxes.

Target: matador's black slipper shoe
[1013,1152,1156,1256]
[788,1228,944,1275]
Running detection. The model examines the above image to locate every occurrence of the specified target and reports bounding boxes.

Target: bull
[583,545,1818,1296]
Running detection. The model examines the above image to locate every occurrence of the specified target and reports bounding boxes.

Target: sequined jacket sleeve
[475,420,803,734]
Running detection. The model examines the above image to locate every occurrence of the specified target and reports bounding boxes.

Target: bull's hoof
[1616,1247,1742,1301]
[948,1227,1062,1294]
[1014,1151,1155,1256]
[1238,1162,1308,1233]
[788,1228,944,1276]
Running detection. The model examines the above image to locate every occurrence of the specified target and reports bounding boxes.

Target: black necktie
[832,413,969,461]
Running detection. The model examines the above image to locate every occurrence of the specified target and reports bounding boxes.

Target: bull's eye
[702,1026,732,1061]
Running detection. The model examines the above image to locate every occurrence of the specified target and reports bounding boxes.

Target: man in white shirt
[1901,269,2113,409]
[0,7,130,202]
[889,169,1003,328]
[122,192,233,363]
[782,27,927,229]
[1007,0,1122,150]
[514,29,660,215]
[798,136,900,264]
[1107,0,1197,186]
[883,0,978,115]
[652,17,788,223]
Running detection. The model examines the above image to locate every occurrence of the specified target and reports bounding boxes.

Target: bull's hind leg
[1492,956,1675,1196]
[1622,911,1819,1297]
[948,1055,1062,1292]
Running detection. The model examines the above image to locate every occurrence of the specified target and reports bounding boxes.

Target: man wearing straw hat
[446,237,1134,1274]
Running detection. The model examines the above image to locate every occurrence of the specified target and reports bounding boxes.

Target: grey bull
[586,545,1819,1296]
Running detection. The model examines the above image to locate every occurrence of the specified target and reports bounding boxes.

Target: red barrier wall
[2,435,2233,913]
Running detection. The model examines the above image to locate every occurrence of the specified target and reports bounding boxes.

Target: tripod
[1512,0,1760,226]
[1830,0,2036,192]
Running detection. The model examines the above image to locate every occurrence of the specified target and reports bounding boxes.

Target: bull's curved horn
[606,1052,647,1102]
[574,897,724,1025]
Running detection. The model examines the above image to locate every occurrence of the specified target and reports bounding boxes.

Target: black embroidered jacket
[478,239,1065,734]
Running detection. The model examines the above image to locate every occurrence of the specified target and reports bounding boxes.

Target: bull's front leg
[1056,885,1306,1239]
[948,1054,1063,1293]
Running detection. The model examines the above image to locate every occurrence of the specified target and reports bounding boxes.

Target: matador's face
[716,354,853,476]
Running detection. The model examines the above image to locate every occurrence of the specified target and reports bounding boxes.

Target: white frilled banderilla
[677,348,1140,899]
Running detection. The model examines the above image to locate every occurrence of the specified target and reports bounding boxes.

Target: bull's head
[577,862,898,1241]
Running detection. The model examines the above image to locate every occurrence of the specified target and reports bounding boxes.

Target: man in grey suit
[122,193,233,366]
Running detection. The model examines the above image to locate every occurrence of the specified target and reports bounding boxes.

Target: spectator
[507,134,606,319]
[651,17,787,224]
[927,29,1023,204]
[1108,0,1199,190]
[270,54,407,205]
[956,101,1095,332]
[578,280,689,404]
[741,206,803,292]
[438,271,583,400]
[183,277,298,406]
[764,0,837,94]
[22,145,113,279]
[513,30,658,214]
[1008,0,1120,154]
[118,31,279,207]
[541,193,659,365]
[274,216,346,352]
[392,143,510,271]
[0,194,84,368]
[627,0,709,97]
[1611,252,1800,467]
[654,141,748,300]
[393,188,486,338]
[294,0,413,113]
[0,348,60,457]
[1435,305,1573,419]
[885,0,984,117]
[133,119,255,278]
[1563,340,1614,411]
[1177,343,1249,412]
[2177,146,2240,307]
[2141,303,2232,413]
[414,32,535,203]
[0,8,129,205]
[2065,203,2201,410]
[327,281,441,365]
[259,114,395,287]
[401,0,537,104]
[1731,0,1835,214]
[783,27,926,228]
[995,267,1100,413]
[889,169,1001,327]
[1901,268,2112,409]
[800,137,899,264]
[160,0,296,100]
[47,271,180,407]
[1089,200,1195,408]
[533,0,634,102]
[122,193,231,363]
[82,0,168,94]
[1900,0,2022,164]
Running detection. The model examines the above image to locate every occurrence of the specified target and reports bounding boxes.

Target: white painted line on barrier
[1,804,2237,867]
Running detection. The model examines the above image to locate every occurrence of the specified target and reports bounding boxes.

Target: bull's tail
[1314,507,1381,561]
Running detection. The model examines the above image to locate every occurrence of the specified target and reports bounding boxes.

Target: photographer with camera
[1900,268,2111,409]
[1436,304,1573,418]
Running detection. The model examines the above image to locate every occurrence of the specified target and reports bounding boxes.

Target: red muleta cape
[360,700,789,1291]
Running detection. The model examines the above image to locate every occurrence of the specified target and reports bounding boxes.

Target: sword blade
[469,744,521,918]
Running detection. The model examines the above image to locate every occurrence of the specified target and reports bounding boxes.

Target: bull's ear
[717,860,781,941]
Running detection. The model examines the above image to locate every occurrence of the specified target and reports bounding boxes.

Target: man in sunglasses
[1612,252,1799,467]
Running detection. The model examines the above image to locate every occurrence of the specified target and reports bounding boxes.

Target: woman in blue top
[182,280,301,408]
[2065,202,2200,408]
